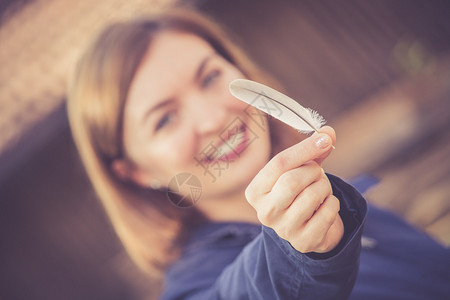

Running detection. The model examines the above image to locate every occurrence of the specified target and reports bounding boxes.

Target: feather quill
[229,79,326,134]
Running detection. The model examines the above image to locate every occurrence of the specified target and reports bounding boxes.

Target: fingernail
[315,134,331,149]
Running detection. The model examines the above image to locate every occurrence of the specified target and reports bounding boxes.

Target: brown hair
[67,8,301,279]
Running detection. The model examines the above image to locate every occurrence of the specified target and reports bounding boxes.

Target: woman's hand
[245,126,344,253]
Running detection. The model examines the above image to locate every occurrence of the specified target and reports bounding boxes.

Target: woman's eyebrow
[194,52,216,81]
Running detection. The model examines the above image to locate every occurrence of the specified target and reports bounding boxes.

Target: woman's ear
[111,159,132,181]
[111,158,155,188]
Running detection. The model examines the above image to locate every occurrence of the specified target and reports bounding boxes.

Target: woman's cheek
[160,131,197,169]
[224,85,249,111]
[218,69,247,110]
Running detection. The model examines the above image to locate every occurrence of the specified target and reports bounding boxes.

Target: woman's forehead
[125,31,216,115]
[134,32,213,85]
[143,30,214,73]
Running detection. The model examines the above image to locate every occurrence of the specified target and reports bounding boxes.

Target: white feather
[229,79,326,134]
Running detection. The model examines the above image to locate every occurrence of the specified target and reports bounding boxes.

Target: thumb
[312,126,336,166]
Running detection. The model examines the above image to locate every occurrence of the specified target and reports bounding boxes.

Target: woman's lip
[203,124,249,164]
[218,125,248,162]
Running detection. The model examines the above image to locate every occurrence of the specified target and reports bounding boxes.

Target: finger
[266,162,322,211]
[285,172,332,223]
[247,132,334,196]
[318,126,336,143]
[313,126,336,165]
[320,214,344,253]
[301,195,340,250]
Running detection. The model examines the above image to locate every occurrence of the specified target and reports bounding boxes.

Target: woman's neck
[196,189,260,224]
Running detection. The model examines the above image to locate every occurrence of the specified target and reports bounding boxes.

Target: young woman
[67,9,450,300]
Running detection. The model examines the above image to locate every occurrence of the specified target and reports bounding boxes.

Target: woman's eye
[155,112,174,132]
[201,70,221,88]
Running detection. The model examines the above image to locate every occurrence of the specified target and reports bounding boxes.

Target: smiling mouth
[202,124,249,164]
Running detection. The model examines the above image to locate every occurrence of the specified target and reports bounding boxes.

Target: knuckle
[275,223,290,241]
[272,153,290,171]
[305,179,329,203]
[314,167,323,181]
[333,196,341,212]
[307,159,321,171]
[315,175,330,193]
[304,185,321,203]
[295,232,311,252]
[244,186,254,203]
[296,246,307,253]
[292,240,305,253]
[256,210,268,225]
[328,195,340,213]
[303,161,321,181]
[279,172,299,194]
[296,242,312,253]
[245,184,262,206]
[317,240,330,253]
[257,205,276,224]
[322,177,333,195]
[323,208,337,225]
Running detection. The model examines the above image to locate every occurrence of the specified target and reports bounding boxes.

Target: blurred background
[0,0,449,299]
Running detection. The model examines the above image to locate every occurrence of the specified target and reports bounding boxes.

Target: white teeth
[211,129,245,160]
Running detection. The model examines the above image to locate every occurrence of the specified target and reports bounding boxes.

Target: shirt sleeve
[160,174,367,300]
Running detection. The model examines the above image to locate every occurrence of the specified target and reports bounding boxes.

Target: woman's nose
[187,96,229,135]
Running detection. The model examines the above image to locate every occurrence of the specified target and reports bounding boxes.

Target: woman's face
[120,30,271,201]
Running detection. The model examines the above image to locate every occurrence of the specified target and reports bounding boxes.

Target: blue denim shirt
[160,175,450,299]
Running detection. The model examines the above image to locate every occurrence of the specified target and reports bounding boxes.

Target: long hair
[67,8,302,279]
